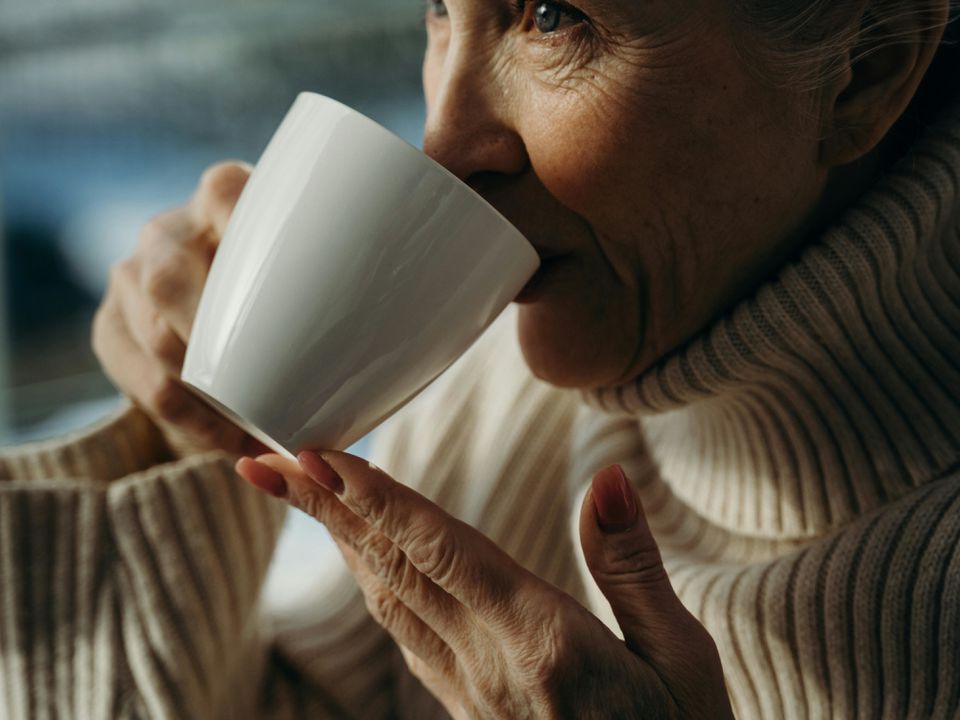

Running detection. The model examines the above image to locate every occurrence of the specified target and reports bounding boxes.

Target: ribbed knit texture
[0,405,293,719]
[1,100,957,719]
[571,98,960,718]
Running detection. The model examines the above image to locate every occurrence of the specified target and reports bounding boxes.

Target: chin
[515,301,633,390]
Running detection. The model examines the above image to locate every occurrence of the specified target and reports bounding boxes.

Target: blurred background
[0,0,427,445]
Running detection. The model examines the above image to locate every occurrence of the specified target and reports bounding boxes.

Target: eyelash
[513,0,587,32]
[424,1,587,34]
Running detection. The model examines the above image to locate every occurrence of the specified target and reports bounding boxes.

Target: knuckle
[389,549,423,600]
[407,529,457,585]
[143,260,185,307]
[303,493,331,522]
[365,584,402,629]
[601,543,668,590]
[361,532,401,582]
[383,544,408,588]
[138,216,174,251]
[198,162,249,211]
[350,485,389,526]
[360,532,431,608]
[518,621,572,700]
[286,484,327,522]
[286,482,345,527]
[141,208,211,257]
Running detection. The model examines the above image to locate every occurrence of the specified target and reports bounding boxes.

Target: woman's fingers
[90,161,258,459]
[297,450,533,629]
[93,298,253,456]
[111,255,187,374]
[134,208,214,343]
[340,540,469,718]
[579,465,729,708]
[237,462,459,691]
[337,540,461,689]
[242,455,473,649]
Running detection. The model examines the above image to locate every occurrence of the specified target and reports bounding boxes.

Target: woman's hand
[236,451,733,719]
[92,162,270,459]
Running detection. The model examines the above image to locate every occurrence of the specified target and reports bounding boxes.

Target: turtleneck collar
[583,100,960,540]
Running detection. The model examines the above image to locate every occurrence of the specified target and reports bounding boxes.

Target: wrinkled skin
[421,0,830,389]
[239,453,733,720]
[420,0,946,389]
[92,162,269,458]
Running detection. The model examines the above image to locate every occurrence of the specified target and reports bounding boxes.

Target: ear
[819,4,950,167]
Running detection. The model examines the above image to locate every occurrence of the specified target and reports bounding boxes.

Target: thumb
[578,465,692,658]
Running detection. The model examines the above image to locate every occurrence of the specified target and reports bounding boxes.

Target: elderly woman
[1,0,958,717]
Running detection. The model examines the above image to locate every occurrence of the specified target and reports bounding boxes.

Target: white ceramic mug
[181,92,539,459]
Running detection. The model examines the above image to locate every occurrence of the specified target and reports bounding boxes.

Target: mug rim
[293,91,540,267]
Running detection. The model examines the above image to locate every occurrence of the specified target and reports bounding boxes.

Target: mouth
[513,254,571,304]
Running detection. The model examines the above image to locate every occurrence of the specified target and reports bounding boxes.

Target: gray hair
[732,0,957,92]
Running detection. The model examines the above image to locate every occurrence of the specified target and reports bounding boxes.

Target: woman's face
[422,0,832,388]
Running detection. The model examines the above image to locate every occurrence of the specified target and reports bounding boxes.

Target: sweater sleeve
[0,399,290,719]
[0,397,173,484]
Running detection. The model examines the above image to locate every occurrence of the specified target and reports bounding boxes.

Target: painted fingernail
[297,451,344,494]
[594,464,638,533]
[235,457,287,499]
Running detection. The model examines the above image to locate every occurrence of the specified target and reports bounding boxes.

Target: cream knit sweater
[1,99,957,719]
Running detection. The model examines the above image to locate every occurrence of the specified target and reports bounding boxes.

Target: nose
[422,44,528,186]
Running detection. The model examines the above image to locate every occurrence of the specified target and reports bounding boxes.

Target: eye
[425,0,448,19]
[522,1,585,34]
[534,2,562,33]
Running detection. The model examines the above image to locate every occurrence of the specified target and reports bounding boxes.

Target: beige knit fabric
[1,101,958,719]
[571,96,960,718]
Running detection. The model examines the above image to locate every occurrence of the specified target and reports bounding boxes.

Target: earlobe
[818,8,948,168]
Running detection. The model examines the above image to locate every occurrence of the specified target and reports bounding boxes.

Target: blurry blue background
[0,0,427,445]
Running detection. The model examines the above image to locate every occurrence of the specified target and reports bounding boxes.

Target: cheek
[519,49,813,270]
[522,67,727,219]
[514,43,824,378]
[520,94,614,215]
[517,86,677,283]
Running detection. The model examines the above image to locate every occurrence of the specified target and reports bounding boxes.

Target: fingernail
[297,451,344,494]
[594,464,638,534]
[235,457,287,499]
